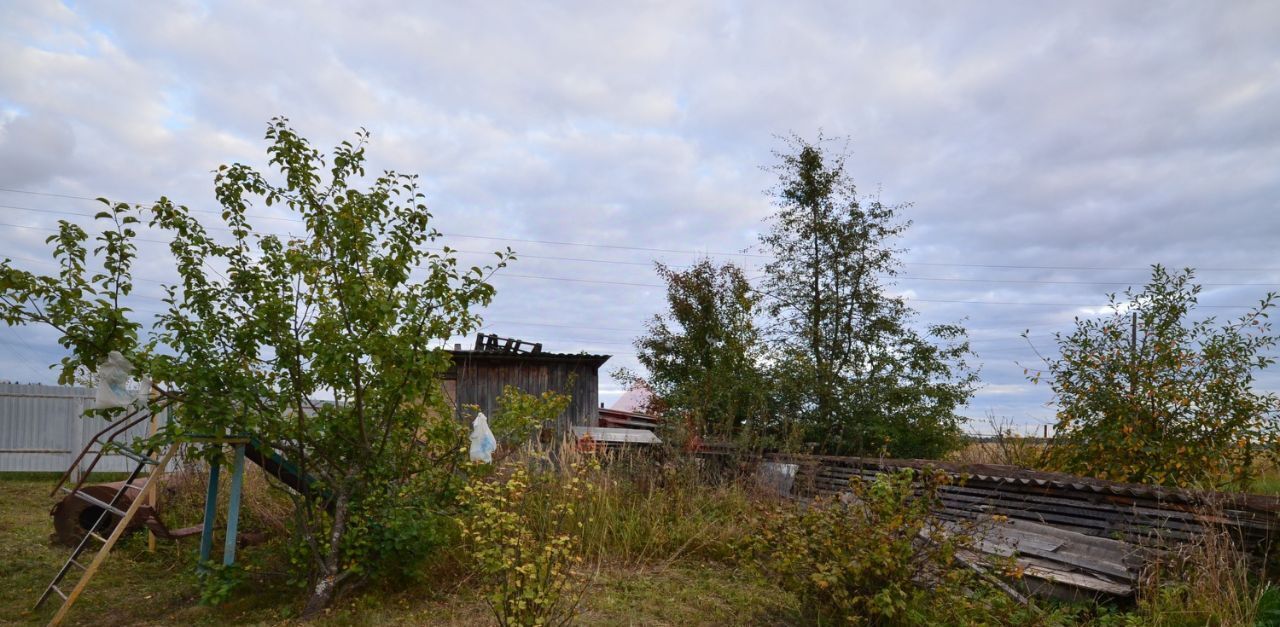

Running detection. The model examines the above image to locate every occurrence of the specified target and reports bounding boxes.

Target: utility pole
[1131,312,1137,355]
[1129,312,1138,396]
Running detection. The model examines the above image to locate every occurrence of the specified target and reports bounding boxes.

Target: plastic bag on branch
[469,412,497,463]
[136,375,152,406]
[94,351,136,410]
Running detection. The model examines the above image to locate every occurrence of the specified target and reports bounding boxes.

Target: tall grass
[532,444,769,568]
[947,414,1051,468]
[161,456,293,538]
[1135,516,1276,626]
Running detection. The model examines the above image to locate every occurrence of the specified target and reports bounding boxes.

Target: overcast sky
[2,1,1278,432]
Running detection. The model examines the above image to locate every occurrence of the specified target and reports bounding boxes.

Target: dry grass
[553,443,768,567]
[1135,514,1275,626]
[946,439,1049,468]
[161,457,293,536]
[1,474,797,626]
[1246,458,1280,496]
[947,414,1053,469]
[8,443,1275,626]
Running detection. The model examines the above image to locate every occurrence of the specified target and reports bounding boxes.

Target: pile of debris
[759,453,1280,599]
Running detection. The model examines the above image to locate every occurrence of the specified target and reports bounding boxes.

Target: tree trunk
[300,478,352,619]
[301,574,337,618]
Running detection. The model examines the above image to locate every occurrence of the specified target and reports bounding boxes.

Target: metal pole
[222,443,246,567]
[198,454,221,572]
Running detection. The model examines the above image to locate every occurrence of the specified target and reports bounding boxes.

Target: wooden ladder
[34,442,179,627]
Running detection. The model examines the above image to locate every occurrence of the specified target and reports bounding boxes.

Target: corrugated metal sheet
[0,383,163,475]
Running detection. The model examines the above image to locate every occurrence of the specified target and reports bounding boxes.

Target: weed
[746,468,1060,625]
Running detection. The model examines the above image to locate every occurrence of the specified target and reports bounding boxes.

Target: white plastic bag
[94,351,136,409]
[469,412,497,463]
[136,375,152,405]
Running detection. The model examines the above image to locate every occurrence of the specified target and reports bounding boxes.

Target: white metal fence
[0,382,162,475]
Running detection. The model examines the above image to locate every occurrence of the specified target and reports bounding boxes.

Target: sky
[1,1,1278,432]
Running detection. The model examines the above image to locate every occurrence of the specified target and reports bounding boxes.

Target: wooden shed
[443,340,610,434]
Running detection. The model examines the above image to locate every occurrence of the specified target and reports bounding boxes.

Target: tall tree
[0,118,510,614]
[619,260,770,444]
[759,134,976,458]
[1032,265,1280,488]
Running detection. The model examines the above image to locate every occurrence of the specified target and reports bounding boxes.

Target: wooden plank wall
[452,359,600,432]
[777,454,1280,559]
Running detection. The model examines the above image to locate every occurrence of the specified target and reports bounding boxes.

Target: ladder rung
[69,558,86,570]
[50,584,67,600]
[114,446,159,465]
[88,531,109,544]
[60,487,128,518]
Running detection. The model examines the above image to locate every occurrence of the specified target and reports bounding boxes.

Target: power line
[901,261,1278,273]
[7,187,1280,273]
[897,275,1280,287]
[4,206,1273,287]
[0,191,768,258]
[0,333,54,379]
[483,319,643,333]
[441,232,766,258]
[439,247,665,268]
[0,226,1268,309]
[496,273,662,289]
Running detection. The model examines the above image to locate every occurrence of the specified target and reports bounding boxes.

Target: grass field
[6,459,1276,626]
[0,476,797,626]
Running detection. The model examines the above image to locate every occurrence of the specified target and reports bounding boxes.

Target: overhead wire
[5,187,1280,272]
[0,218,1273,310]
[3,189,1278,371]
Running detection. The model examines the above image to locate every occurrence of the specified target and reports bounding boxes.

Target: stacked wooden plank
[762,453,1280,598]
[597,408,662,431]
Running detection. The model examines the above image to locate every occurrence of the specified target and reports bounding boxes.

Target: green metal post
[222,443,246,566]
[198,454,221,573]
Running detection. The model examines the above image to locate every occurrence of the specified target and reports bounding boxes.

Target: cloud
[1,0,1278,428]
[0,112,75,186]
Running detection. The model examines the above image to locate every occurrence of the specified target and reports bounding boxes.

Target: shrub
[484,384,574,458]
[340,471,460,582]
[460,461,595,627]
[1031,266,1280,489]
[747,469,1053,625]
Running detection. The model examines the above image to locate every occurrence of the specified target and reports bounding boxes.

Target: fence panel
[0,383,161,475]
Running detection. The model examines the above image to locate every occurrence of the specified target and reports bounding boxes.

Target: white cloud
[1,1,1278,427]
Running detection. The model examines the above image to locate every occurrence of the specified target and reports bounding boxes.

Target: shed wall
[452,360,600,433]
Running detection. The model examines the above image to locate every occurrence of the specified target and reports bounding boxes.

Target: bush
[1032,266,1280,489]
[460,461,595,627]
[341,472,460,582]
[747,469,1053,625]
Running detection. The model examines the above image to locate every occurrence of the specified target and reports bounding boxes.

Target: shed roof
[572,426,662,445]
[447,350,611,367]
